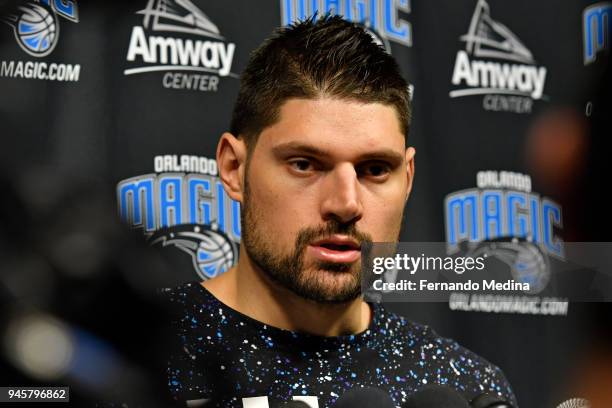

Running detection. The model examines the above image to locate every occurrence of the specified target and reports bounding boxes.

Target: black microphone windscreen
[403,385,470,408]
[471,393,513,408]
[279,401,313,408]
[333,386,396,408]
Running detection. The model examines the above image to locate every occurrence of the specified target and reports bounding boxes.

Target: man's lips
[307,236,361,263]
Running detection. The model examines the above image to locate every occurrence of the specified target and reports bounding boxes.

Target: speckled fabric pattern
[161,282,517,407]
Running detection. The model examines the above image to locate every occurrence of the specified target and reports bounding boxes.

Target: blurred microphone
[471,393,513,408]
[404,385,514,408]
[555,398,591,408]
[279,401,312,407]
[333,386,396,408]
[333,385,514,408]
[403,385,470,408]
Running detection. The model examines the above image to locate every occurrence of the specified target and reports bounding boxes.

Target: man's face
[240,97,414,303]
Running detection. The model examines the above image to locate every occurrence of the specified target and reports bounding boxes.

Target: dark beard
[240,177,373,304]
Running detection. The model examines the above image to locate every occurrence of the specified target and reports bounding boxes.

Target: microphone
[555,398,591,408]
[403,385,470,408]
[279,401,313,407]
[333,385,515,408]
[333,386,396,408]
[471,393,513,408]
[404,386,514,408]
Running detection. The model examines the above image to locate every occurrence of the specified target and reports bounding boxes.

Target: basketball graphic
[149,224,238,280]
[466,237,551,294]
[15,3,59,57]
[195,227,236,279]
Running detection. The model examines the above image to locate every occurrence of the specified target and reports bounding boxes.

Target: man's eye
[289,159,313,172]
[360,162,391,179]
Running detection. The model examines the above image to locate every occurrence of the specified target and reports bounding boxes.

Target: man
[163,15,517,408]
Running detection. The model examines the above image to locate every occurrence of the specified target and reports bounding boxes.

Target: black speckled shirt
[162,282,517,407]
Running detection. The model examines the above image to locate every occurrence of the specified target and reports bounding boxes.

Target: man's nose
[320,163,364,224]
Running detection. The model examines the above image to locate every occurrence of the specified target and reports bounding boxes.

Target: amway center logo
[125,0,237,92]
[0,0,80,82]
[450,0,547,114]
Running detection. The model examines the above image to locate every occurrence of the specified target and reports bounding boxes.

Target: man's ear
[217,132,247,203]
[405,147,416,201]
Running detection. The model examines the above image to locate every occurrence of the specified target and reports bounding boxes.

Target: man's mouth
[308,235,361,263]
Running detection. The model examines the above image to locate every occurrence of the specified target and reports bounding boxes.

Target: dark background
[1,0,610,406]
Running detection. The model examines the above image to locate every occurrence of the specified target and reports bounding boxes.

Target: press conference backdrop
[1,0,610,406]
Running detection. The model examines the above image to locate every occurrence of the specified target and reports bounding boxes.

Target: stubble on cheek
[240,180,372,303]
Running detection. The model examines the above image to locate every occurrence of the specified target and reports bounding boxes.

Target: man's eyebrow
[271,142,404,164]
[271,142,331,159]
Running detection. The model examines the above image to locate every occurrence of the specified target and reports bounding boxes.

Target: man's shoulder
[376,304,493,362]
[158,281,207,307]
[157,281,216,332]
[375,305,517,406]
[373,303,447,346]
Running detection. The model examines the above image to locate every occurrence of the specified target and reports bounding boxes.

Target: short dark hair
[229,14,411,150]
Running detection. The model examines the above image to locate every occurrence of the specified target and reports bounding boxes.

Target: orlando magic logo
[445,171,564,259]
[149,224,238,280]
[465,238,550,294]
[117,155,241,280]
[1,0,78,57]
[281,0,412,47]
[445,171,562,294]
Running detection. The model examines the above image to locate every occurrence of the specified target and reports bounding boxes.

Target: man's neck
[201,253,371,337]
